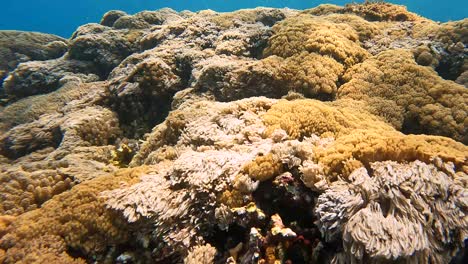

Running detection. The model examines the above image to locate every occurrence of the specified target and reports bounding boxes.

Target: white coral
[316,160,468,263]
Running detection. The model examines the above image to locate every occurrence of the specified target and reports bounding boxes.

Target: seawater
[1,0,467,38]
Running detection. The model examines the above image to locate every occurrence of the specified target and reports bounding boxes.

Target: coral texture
[0,31,68,94]
[316,160,467,263]
[338,50,467,143]
[0,3,466,264]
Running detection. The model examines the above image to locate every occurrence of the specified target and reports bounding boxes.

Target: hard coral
[68,24,144,75]
[3,58,98,99]
[0,31,68,98]
[0,80,106,133]
[302,4,344,16]
[0,105,121,216]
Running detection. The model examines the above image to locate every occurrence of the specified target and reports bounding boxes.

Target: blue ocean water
[1,0,467,38]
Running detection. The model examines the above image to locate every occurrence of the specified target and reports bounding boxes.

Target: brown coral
[0,167,149,263]
[0,105,121,216]
[264,14,369,67]
[0,3,467,264]
[338,49,468,143]
[314,130,467,177]
[0,145,119,216]
[0,80,108,133]
[301,4,344,16]
[263,99,467,179]
[343,1,423,22]
[0,30,68,92]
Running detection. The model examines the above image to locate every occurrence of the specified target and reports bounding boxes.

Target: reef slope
[0,2,467,264]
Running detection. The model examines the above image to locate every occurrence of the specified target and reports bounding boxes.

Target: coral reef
[0,31,68,103]
[316,160,467,263]
[338,50,467,143]
[3,58,99,99]
[343,1,424,22]
[0,167,149,263]
[0,2,467,264]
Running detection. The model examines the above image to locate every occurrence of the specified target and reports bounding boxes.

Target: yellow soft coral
[263,99,467,179]
[264,14,369,66]
[279,52,345,96]
[0,166,150,263]
[301,4,344,16]
[243,153,283,182]
[315,130,467,176]
[318,14,381,42]
[263,99,392,139]
[338,49,468,143]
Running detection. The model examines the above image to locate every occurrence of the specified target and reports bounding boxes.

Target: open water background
[0,0,467,38]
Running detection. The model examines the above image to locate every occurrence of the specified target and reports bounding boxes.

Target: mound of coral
[0,2,467,264]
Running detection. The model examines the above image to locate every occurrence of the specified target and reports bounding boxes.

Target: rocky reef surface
[0,2,467,263]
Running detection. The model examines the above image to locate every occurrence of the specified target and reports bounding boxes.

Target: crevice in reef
[450,240,468,264]
[109,92,174,139]
[175,59,194,88]
[435,56,465,81]
[401,114,428,136]
[245,166,338,263]
[204,224,249,262]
